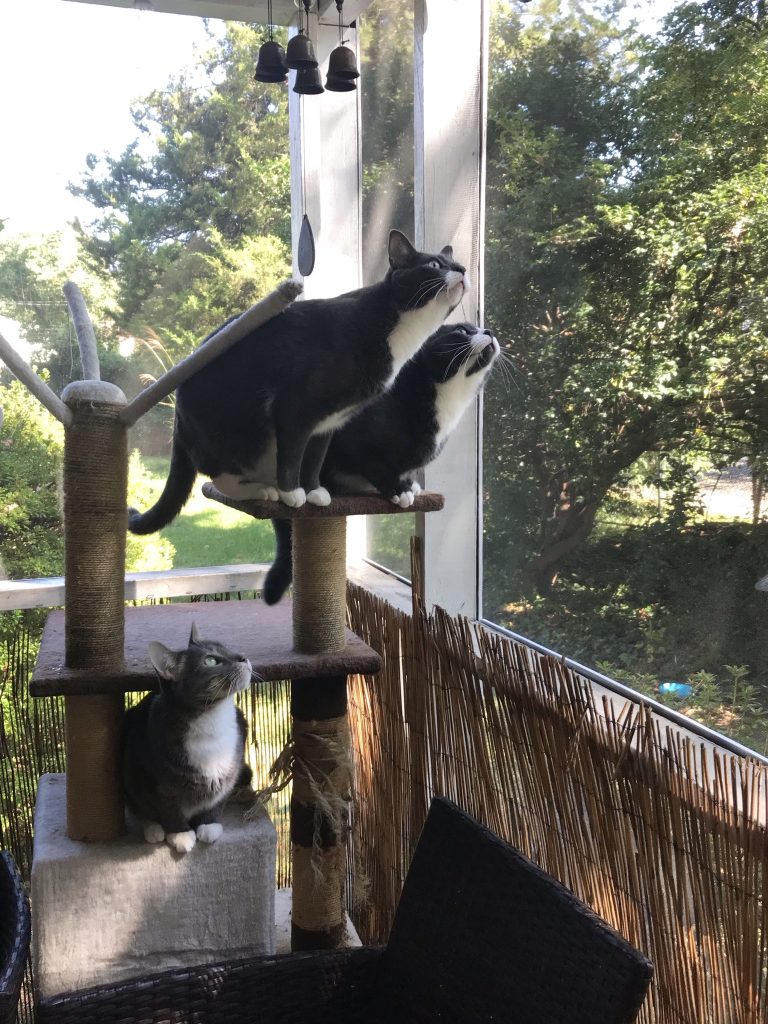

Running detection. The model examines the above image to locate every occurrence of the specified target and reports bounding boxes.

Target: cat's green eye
[203,655,219,667]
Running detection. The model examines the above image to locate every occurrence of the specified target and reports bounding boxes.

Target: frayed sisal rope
[248,716,363,891]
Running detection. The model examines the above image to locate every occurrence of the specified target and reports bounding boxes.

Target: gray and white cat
[127,230,467,535]
[121,625,253,854]
[263,322,500,603]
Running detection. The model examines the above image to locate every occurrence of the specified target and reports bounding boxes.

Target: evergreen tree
[71,22,292,357]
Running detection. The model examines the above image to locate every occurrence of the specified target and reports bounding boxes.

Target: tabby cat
[122,625,253,854]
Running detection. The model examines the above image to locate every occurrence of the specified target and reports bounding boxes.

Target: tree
[359,0,415,282]
[0,378,64,581]
[0,233,126,394]
[71,21,292,358]
[483,0,768,599]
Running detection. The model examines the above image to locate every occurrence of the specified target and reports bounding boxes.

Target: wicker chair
[36,797,652,1024]
[0,851,31,1024]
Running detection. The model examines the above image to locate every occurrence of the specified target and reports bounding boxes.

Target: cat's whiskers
[496,350,522,395]
[441,346,473,382]
[406,278,444,311]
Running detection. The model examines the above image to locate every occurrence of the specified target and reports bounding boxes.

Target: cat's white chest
[386,304,450,386]
[434,374,477,448]
[184,700,239,786]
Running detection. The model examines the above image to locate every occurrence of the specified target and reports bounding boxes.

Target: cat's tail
[127,437,196,535]
[262,519,293,604]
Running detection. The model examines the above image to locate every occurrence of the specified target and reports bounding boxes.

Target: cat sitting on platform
[127,229,467,534]
[263,321,500,604]
[122,624,254,854]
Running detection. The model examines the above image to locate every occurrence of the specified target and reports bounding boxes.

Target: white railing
[0,564,269,612]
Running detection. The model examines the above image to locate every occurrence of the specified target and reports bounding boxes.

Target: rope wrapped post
[290,516,350,949]
[61,380,128,841]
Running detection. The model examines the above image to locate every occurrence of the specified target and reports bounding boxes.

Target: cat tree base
[32,774,277,1000]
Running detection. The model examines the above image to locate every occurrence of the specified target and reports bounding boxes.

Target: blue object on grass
[659,681,693,698]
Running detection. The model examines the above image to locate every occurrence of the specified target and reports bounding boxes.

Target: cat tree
[202,487,442,948]
[0,278,442,984]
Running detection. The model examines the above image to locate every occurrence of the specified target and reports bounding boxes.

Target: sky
[0,0,223,238]
[0,0,674,239]
[0,0,672,359]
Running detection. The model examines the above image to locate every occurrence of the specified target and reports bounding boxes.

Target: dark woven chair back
[0,852,31,1024]
[372,797,652,1024]
[35,800,652,1024]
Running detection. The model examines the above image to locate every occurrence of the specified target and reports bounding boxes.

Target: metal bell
[254,40,288,83]
[286,32,318,70]
[325,71,356,92]
[293,65,325,95]
[326,44,359,81]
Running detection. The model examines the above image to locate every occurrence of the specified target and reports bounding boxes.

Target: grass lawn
[136,456,275,568]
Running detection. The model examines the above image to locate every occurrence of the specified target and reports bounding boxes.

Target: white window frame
[413,0,488,618]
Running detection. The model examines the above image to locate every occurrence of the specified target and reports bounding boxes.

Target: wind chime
[254,0,289,82]
[325,1,360,92]
[254,1,359,94]
[254,0,360,276]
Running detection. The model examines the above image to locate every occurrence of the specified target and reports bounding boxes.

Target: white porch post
[414,0,488,616]
[288,17,364,562]
[288,20,362,298]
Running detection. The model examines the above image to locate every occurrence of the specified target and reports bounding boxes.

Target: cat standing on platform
[122,625,253,854]
[128,230,467,534]
[263,321,501,604]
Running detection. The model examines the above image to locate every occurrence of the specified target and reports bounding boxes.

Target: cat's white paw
[391,490,415,508]
[278,487,306,508]
[196,823,223,844]
[410,480,422,495]
[236,482,279,501]
[166,830,196,854]
[306,486,331,507]
[144,822,165,844]
[213,475,278,501]
[249,484,279,501]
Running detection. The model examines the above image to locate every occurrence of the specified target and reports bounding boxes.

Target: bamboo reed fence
[346,581,768,1024]
[3,583,768,1023]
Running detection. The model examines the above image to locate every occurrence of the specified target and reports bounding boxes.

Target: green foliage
[489,519,768,749]
[366,514,413,581]
[134,230,290,357]
[0,233,124,393]
[129,456,274,568]
[0,379,63,581]
[601,662,767,756]
[484,0,768,593]
[125,450,176,573]
[359,0,415,282]
[71,22,292,357]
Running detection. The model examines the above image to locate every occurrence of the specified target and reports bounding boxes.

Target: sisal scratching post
[290,516,350,949]
[292,518,347,654]
[62,381,128,841]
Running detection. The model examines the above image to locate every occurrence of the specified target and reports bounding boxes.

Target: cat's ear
[388,229,418,268]
[148,640,182,680]
[189,622,200,647]
[440,245,454,260]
